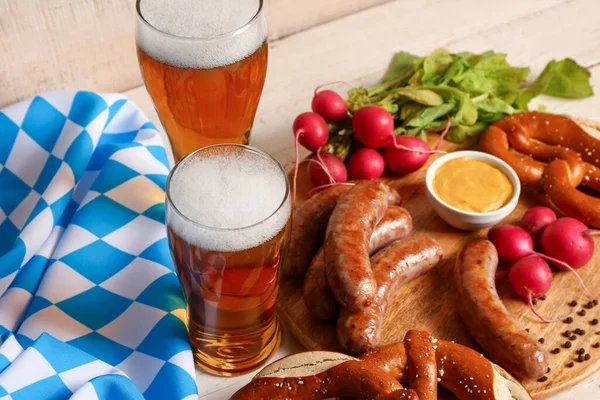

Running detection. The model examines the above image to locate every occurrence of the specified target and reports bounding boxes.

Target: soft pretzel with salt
[479,112,600,227]
[231,330,532,400]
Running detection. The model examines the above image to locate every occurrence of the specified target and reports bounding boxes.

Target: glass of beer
[165,144,291,376]
[135,0,268,162]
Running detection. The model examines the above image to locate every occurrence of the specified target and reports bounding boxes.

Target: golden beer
[136,0,268,162]
[165,145,291,375]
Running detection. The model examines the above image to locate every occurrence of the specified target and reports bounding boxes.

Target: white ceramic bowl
[425,150,521,231]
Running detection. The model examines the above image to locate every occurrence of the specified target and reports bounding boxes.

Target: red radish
[348,148,385,180]
[352,106,395,149]
[312,90,347,121]
[382,115,452,175]
[521,206,557,239]
[488,225,534,263]
[488,223,591,296]
[383,136,432,175]
[307,153,347,187]
[540,218,596,269]
[508,255,556,322]
[293,112,329,151]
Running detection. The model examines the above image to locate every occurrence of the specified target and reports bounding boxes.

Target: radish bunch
[488,207,599,322]
[293,86,450,191]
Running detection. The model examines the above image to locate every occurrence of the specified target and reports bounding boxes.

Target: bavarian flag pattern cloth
[0,92,198,399]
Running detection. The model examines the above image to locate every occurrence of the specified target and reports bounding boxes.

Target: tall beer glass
[166,144,291,375]
[135,0,268,162]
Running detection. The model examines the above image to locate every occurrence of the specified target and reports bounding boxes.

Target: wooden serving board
[277,136,600,399]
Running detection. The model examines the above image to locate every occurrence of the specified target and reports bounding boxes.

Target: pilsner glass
[135,0,268,162]
[165,144,291,376]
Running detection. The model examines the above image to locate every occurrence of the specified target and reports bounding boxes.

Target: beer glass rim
[166,144,290,232]
[135,0,265,42]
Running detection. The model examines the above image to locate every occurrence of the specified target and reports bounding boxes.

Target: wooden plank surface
[277,137,600,399]
[0,0,391,108]
[121,0,600,397]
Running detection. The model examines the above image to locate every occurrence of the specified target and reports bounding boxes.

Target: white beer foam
[167,147,290,252]
[137,0,267,69]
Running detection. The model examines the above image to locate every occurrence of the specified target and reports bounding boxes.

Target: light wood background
[0,0,391,108]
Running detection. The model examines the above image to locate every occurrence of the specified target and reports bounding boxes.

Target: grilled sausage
[337,237,443,353]
[285,185,352,276]
[303,206,413,320]
[454,239,549,380]
[325,181,401,312]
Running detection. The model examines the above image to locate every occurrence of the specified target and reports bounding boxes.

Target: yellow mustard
[432,157,513,213]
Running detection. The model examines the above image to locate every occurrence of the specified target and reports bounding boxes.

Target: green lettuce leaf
[380,51,419,85]
[515,58,593,109]
[420,48,455,85]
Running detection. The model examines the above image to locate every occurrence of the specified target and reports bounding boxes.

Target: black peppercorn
[565,317,574,323]
[567,361,575,368]
[538,338,545,344]
[551,348,561,354]
[585,354,591,361]
[540,295,547,300]
[577,348,585,355]
[579,309,587,316]
[592,319,599,326]
[570,300,578,307]
[537,376,548,382]
[593,342,600,349]
[569,335,577,341]
[586,301,595,309]
[578,354,585,362]
[565,341,572,348]
[594,299,599,306]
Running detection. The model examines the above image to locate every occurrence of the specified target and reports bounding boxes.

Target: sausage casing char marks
[303,206,413,320]
[338,237,443,354]
[455,239,549,380]
[325,181,401,312]
[285,185,352,276]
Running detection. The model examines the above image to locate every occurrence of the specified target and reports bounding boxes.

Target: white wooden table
[125,0,600,397]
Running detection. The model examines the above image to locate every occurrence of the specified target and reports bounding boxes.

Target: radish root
[390,115,452,155]
[307,182,355,198]
[526,290,560,323]
[537,253,593,299]
[293,134,342,203]
[433,115,452,151]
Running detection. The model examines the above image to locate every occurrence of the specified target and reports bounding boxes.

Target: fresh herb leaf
[420,48,455,85]
[343,49,593,144]
[387,87,444,106]
[405,103,454,128]
[446,122,488,143]
[381,51,418,84]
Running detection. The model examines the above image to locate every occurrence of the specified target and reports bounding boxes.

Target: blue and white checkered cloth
[0,92,198,399]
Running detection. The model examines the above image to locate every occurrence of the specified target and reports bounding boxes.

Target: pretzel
[404,330,437,400]
[360,333,533,400]
[231,331,532,400]
[479,112,600,227]
[229,350,417,400]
